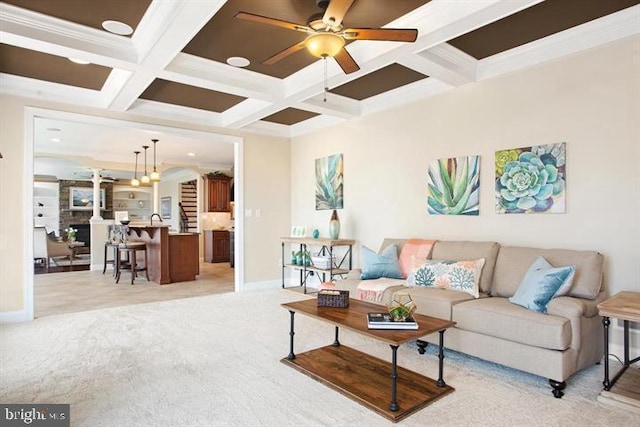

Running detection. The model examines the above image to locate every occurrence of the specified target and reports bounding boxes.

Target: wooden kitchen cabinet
[204,230,230,263]
[206,174,231,212]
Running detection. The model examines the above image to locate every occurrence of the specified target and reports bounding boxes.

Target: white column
[153,181,160,215]
[91,168,103,220]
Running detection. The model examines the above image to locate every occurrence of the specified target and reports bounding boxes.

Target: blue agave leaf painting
[315,154,344,210]
[427,155,480,215]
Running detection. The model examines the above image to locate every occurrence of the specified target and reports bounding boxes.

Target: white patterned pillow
[407,259,485,298]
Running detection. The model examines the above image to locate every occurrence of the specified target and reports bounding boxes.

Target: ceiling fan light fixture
[305,32,344,58]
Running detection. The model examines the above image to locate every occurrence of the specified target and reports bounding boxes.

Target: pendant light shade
[131,150,140,187]
[141,145,150,184]
[150,138,161,182]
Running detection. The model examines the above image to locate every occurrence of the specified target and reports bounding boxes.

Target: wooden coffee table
[281,298,455,422]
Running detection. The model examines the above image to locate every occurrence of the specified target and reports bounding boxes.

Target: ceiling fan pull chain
[323,56,328,103]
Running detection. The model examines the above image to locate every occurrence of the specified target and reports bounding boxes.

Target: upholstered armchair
[34,226,73,272]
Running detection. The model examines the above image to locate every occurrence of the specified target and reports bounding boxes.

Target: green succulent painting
[495,143,566,214]
[427,155,480,215]
[315,154,344,210]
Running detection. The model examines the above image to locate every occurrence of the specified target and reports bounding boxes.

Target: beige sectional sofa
[332,239,605,398]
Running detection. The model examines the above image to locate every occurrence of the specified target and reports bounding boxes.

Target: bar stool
[115,242,149,285]
[103,241,119,276]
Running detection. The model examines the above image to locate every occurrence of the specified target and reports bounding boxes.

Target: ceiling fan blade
[263,41,307,66]
[234,11,311,33]
[343,28,418,42]
[323,0,355,28]
[334,48,360,74]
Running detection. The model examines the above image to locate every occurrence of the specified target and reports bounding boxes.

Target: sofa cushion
[492,246,604,300]
[431,241,500,294]
[403,287,477,321]
[398,239,436,278]
[509,256,576,313]
[453,297,571,350]
[360,244,403,280]
[406,259,485,298]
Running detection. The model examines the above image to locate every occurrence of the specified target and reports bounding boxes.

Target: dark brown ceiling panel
[183,0,430,79]
[139,79,246,113]
[262,108,319,125]
[449,0,640,59]
[0,44,111,90]
[330,63,427,100]
[2,0,152,35]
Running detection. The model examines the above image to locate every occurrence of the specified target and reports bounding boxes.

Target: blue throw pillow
[509,256,576,313]
[360,244,403,280]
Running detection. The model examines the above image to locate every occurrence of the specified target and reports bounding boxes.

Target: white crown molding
[398,44,477,87]
[289,114,347,137]
[0,2,136,66]
[295,93,361,119]
[477,5,640,81]
[222,99,279,129]
[0,73,103,107]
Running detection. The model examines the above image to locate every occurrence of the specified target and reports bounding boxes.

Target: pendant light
[150,138,161,182]
[131,151,140,187]
[141,145,150,184]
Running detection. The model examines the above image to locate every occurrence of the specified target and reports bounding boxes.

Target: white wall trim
[23,107,36,322]
[0,310,30,323]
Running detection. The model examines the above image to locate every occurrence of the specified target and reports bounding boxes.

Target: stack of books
[367,312,419,330]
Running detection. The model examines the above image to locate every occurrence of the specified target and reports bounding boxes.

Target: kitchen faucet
[150,213,163,225]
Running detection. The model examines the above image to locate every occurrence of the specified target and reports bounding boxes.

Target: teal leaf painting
[315,154,344,210]
[427,155,480,215]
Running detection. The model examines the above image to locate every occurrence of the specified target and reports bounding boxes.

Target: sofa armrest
[546,291,607,350]
[546,292,606,319]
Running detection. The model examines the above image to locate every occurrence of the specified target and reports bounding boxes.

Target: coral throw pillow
[407,259,485,298]
[398,239,437,278]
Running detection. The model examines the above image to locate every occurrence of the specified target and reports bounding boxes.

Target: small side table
[597,291,640,411]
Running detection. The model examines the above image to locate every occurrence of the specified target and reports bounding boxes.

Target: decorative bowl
[120,220,131,225]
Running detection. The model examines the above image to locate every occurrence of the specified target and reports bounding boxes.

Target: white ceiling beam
[398,44,477,87]
[163,53,284,101]
[477,4,640,81]
[106,0,226,112]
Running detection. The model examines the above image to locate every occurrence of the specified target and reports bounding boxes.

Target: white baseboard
[0,310,30,323]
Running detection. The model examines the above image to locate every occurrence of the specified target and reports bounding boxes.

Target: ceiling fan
[234,0,418,74]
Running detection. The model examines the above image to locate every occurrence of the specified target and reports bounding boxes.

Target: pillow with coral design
[407,258,485,298]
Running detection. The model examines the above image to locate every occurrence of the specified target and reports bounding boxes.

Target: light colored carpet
[1,290,638,427]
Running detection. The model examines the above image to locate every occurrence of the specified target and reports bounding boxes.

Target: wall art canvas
[427,155,480,215]
[495,142,566,214]
[315,153,344,210]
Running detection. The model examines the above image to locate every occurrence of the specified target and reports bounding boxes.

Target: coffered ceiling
[1,0,639,138]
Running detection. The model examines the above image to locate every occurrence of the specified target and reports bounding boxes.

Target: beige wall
[0,95,291,315]
[292,37,639,297]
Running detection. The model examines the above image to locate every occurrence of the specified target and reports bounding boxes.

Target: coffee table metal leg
[389,345,399,411]
[437,329,446,387]
[333,326,340,346]
[287,310,296,360]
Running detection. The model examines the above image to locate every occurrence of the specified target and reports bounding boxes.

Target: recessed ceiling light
[68,57,91,65]
[102,20,133,36]
[226,56,250,67]
[50,138,61,143]
[187,152,196,157]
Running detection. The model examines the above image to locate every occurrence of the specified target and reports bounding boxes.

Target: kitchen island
[126,224,199,284]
